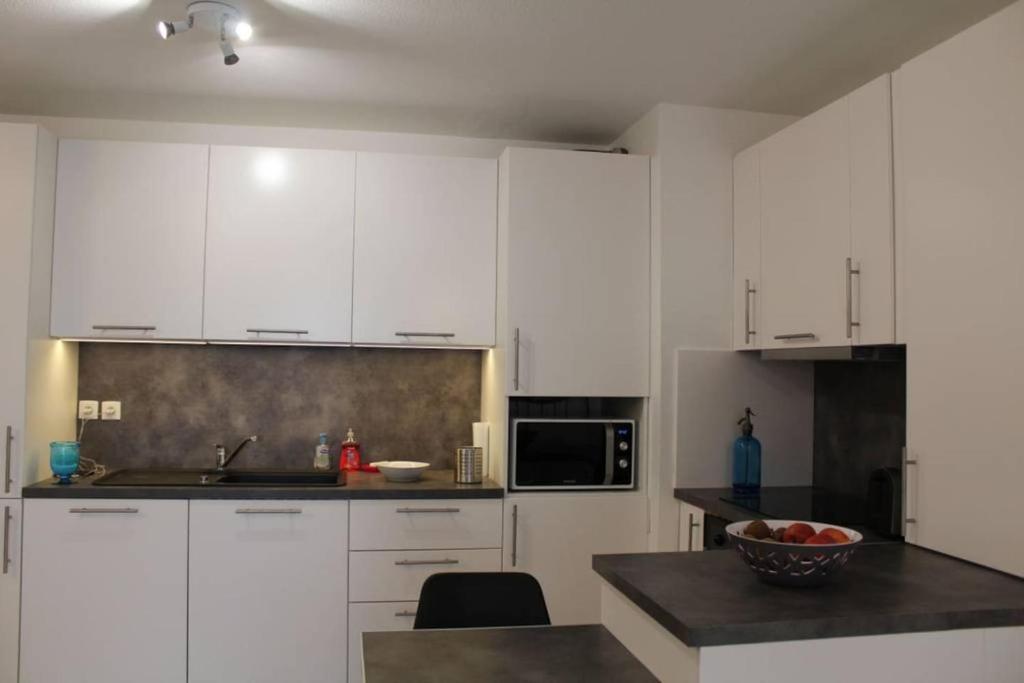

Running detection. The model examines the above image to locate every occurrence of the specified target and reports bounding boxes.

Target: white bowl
[371,461,430,483]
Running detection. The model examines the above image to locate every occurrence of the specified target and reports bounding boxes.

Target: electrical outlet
[101,401,122,421]
[78,400,99,420]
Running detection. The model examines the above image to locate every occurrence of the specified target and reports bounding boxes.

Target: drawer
[348,602,418,683]
[349,548,502,602]
[349,499,502,550]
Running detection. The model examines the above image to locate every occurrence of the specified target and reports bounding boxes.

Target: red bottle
[340,428,362,471]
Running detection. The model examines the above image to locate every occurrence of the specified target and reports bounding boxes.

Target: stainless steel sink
[92,468,345,487]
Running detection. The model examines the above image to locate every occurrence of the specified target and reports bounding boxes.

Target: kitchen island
[594,544,1024,682]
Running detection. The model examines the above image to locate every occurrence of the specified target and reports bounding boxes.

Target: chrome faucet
[215,435,260,471]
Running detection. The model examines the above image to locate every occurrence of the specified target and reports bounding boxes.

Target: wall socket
[78,400,99,420]
[101,401,122,421]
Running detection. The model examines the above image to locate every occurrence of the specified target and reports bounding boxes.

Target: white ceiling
[0,0,1013,143]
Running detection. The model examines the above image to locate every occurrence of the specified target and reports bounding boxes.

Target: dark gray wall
[77,343,482,470]
[813,360,906,517]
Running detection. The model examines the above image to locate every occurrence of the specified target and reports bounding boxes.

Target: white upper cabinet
[898,0,1024,576]
[733,146,762,350]
[51,139,208,340]
[502,148,651,397]
[203,146,356,343]
[352,153,497,347]
[750,74,894,349]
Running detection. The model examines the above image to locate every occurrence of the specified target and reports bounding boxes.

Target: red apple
[821,527,851,543]
[805,532,834,545]
[782,523,815,544]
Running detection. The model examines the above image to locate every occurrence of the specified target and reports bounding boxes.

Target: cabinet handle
[245,328,309,336]
[511,503,519,567]
[91,325,156,332]
[744,280,757,344]
[235,508,303,514]
[846,257,861,339]
[394,332,456,338]
[2,505,11,575]
[395,507,460,514]
[904,448,918,527]
[4,426,12,495]
[512,327,521,391]
[69,507,139,514]
[394,610,418,618]
[394,558,460,566]
[773,333,817,341]
[687,512,701,552]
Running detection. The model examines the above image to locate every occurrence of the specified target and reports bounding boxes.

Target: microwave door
[603,423,614,486]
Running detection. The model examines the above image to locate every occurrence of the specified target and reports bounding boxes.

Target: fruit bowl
[726,520,863,588]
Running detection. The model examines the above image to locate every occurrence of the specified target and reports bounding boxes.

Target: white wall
[616,104,798,550]
[0,113,580,158]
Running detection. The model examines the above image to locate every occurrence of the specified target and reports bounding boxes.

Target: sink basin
[92,469,345,487]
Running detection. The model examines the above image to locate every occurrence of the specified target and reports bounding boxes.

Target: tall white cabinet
[352,153,498,347]
[0,123,77,683]
[203,146,356,343]
[20,499,188,683]
[897,0,1024,576]
[50,140,209,340]
[501,148,651,397]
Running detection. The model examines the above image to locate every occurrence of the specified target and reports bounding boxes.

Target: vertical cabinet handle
[744,279,757,344]
[2,505,11,575]
[511,504,519,567]
[904,448,918,528]
[846,257,861,339]
[512,328,521,391]
[686,512,701,552]
[4,426,11,494]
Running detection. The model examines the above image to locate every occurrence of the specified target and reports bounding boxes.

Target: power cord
[71,418,108,479]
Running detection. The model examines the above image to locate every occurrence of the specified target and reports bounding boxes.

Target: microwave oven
[510,418,636,491]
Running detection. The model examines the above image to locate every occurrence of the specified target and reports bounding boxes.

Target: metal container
[454,446,484,484]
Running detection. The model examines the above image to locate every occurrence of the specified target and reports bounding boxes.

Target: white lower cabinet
[348,602,418,683]
[19,499,188,683]
[503,493,648,625]
[0,501,21,683]
[349,548,502,602]
[188,500,349,683]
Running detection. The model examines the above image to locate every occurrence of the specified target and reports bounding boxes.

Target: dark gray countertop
[362,625,656,682]
[593,544,1024,647]
[22,469,504,500]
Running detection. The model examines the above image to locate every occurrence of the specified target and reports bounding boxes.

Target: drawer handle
[394,610,418,618]
[245,328,309,336]
[91,325,156,332]
[773,333,817,341]
[394,332,456,338]
[235,508,303,514]
[394,558,460,566]
[395,507,460,514]
[69,507,139,514]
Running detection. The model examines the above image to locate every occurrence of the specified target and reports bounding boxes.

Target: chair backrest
[413,572,551,630]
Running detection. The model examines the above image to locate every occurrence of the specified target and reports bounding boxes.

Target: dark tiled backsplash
[76,343,482,471]
[813,359,906,509]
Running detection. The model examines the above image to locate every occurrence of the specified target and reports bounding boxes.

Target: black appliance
[866,467,903,537]
[510,419,635,491]
[703,513,732,550]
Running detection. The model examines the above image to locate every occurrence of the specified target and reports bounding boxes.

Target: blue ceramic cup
[50,441,80,485]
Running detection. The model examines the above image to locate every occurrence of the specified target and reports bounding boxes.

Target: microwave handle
[603,424,615,486]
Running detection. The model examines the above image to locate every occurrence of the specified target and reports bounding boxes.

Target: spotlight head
[156,21,173,39]
[220,39,240,66]
[233,20,253,41]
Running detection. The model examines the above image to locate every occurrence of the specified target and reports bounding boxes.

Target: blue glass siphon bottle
[732,407,761,495]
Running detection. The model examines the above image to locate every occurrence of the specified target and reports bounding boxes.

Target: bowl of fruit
[726,519,862,587]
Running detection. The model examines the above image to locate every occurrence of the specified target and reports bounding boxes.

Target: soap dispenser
[314,433,331,471]
[340,428,362,472]
[732,407,762,495]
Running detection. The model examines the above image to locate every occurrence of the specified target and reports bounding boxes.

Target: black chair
[413,572,551,630]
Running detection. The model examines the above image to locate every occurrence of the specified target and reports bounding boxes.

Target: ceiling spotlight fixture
[156,1,253,66]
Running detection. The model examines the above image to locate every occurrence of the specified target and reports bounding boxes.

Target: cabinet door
[733,145,762,350]
[51,140,208,340]
[204,146,356,343]
[348,602,418,683]
[678,502,704,552]
[760,99,851,348]
[899,2,1024,576]
[503,493,648,624]
[352,153,497,346]
[20,499,188,683]
[504,148,650,397]
[0,501,21,683]
[188,500,349,683]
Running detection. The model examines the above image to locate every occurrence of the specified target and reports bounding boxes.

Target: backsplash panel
[813,359,906,520]
[76,344,482,471]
